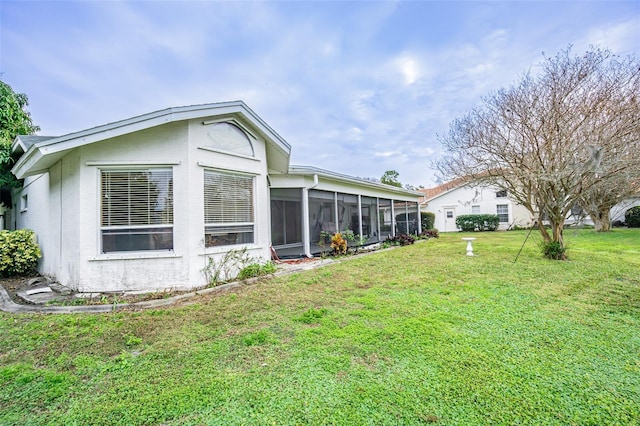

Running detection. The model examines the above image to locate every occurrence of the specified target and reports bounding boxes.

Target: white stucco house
[419,179,534,232]
[419,178,640,232]
[9,101,421,293]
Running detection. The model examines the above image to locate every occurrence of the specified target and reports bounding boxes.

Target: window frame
[203,169,256,248]
[99,167,174,254]
[20,193,28,212]
[496,204,509,223]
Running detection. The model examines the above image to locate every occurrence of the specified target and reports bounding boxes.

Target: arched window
[206,122,254,157]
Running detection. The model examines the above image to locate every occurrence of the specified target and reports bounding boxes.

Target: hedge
[421,212,435,231]
[455,214,500,232]
[0,229,41,276]
[625,206,640,228]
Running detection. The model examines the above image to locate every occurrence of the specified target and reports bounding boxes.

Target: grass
[0,229,638,425]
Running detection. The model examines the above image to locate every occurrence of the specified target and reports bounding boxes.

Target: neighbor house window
[204,170,254,247]
[496,190,507,198]
[100,169,174,253]
[497,204,509,223]
[471,205,480,214]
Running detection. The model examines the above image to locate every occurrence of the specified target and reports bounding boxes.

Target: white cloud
[395,55,420,85]
[581,18,640,55]
[2,0,638,188]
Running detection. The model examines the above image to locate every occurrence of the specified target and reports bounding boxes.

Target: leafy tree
[380,170,402,187]
[437,47,640,257]
[0,80,40,190]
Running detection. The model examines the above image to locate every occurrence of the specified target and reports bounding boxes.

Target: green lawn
[1,229,638,425]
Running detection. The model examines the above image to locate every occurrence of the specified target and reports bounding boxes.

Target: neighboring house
[419,180,533,232]
[611,197,640,223]
[419,178,639,232]
[9,101,421,293]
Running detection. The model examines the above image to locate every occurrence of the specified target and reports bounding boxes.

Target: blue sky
[1,1,638,187]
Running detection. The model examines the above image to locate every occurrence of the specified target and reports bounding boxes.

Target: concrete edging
[0,257,341,314]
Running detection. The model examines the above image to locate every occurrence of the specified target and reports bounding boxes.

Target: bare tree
[437,47,640,256]
[575,71,640,231]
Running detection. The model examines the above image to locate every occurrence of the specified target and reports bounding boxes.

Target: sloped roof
[418,176,470,203]
[12,101,292,178]
[11,135,56,155]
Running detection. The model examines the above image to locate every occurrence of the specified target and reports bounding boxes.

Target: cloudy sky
[1,1,638,187]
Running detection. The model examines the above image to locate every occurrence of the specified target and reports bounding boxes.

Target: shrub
[331,232,347,255]
[0,229,42,277]
[540,241,567,260]
[625,206,640,228]
[384,234,415,246]
[237,261,276,280]
[421,229,439,239]
[421,212,435,231]
[202,247,254,286]
[455,214,500,231]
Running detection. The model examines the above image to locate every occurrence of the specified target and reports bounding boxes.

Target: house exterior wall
[23,119,273,293]
[423,184,534,232]
[11,152,83,286]
[611,198,640,223]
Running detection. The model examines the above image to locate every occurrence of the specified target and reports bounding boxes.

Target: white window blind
[100,169,173,252]
[204,170,254,247]
[497,204,509,223]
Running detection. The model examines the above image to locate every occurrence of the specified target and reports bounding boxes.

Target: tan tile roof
[418,176,469,203]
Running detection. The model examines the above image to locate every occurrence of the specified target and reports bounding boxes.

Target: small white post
[462,237,476,256]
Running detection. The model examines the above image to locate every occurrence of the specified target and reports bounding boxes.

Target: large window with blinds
[100,169,174,253]
[204,170,254,247]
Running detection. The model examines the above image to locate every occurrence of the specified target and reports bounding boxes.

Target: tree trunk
[551,221,564,247]
[536,220,552,243]
[590,209,611,232]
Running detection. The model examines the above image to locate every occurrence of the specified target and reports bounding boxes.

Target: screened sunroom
[269,166,423,258]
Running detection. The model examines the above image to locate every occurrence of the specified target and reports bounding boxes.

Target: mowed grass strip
[0,229,638,425]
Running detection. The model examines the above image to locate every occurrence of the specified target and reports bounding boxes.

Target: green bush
[0,229,41,276]
[237,261,276,280]
[625,206,640,228]
[455,214,500,232]
[420,212,435,231]
[540,241,567,260]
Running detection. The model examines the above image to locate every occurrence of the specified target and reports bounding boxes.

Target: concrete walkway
[0,258,336,314]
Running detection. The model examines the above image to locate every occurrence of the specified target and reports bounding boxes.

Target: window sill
[199,244,263,256]
[90,251,182,261]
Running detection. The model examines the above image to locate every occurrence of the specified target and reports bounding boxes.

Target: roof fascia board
[11,137,27,155]
[36,101,290,155]
[12,148,44,179]
[13,101,292,178]
[287,165,422,198]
